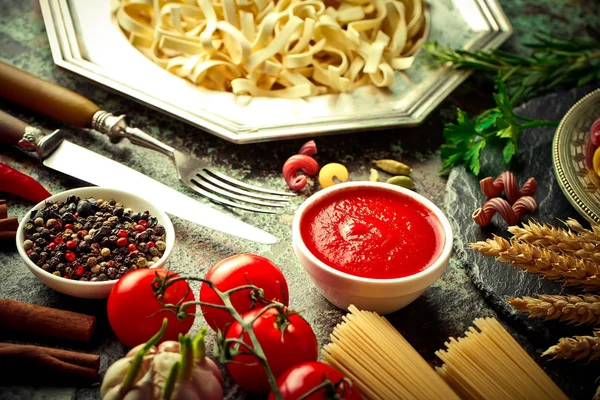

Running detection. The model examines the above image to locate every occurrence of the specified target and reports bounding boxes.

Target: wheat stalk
[564,218,600,244]
[509,295,600,325]
[469,236,600,290]
[542,331,600,362]
[508,220,600,263]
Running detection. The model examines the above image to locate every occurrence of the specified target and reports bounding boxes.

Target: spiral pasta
[479,172,537,203]
[472,196,537,226]
[113,0,429,98]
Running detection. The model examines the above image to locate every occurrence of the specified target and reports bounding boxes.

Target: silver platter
[40,0,512,143]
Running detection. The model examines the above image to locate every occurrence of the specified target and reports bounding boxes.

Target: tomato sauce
[300,187,443,279]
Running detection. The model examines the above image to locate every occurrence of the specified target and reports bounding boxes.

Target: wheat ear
[509,295,600,325]
[508,220,600,263]
[469,236,600,290]
[564,218,600,244]
[543,331,600,362]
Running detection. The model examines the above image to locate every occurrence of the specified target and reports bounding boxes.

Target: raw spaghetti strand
[479,172,537,202]
[435,318,568,400]
[322,306,460,400]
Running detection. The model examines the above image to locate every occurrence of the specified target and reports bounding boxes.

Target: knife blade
[0,110,277,244]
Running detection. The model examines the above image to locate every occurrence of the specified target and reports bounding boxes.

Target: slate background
[0,0,599,399]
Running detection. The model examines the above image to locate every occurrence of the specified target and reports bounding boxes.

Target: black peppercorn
[76,200,93,217]
[154,225,165,236]
[107,267,117,279]
[131,212,141,221]
[113,207,124,217]
[98,273,108,281]
[35,238,46,247]
[62,212,75,223]
[135,232,148,242]
[29,252,40,262]
[79,241,91,252]
[24,223,36,234]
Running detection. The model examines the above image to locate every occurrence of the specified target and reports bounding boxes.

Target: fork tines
[188,169,295,213]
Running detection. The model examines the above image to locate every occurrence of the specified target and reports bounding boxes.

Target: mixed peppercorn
[22,196,166,281]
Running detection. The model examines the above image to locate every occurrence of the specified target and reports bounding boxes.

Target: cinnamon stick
[0,217,18,231]
[0,299,96,342]
[0,231,16,241]
[0,343,100,382]
[0,200,7,219]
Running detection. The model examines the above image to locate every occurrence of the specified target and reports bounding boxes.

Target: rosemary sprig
[425,33,600,104]
[428,33,600,176]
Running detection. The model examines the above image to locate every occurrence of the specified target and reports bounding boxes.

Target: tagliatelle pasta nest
[112,0,429,98]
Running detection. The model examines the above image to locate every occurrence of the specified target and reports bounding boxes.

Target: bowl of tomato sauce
[292,182,453,314]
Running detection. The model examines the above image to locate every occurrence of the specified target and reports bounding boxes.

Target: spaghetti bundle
[436,318,568,400]
[113,0,429,98]
[322,306,460,400]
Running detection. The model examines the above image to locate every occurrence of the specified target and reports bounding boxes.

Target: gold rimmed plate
[553,88,600,224]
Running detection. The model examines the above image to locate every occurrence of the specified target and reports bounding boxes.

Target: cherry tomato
[225,307,318,393]
[199,254,289,332]
[268,362,362,400]
[107,268,195,348]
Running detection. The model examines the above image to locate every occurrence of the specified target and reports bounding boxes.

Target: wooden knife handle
[0,109,28,146]
[0,61,101,128]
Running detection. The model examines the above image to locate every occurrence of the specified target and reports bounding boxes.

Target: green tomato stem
[163,361,181,400]
[155,274,284,399]
[193,327,208,361]
[179,335,194,382]
[121,318,168,393]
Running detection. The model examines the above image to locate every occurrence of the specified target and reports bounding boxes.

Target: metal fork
[92,111,295,213]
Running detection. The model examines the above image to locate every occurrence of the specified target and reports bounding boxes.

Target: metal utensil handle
[0,61,100,128]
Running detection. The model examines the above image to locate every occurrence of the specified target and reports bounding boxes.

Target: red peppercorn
[26,250,32,256]
[54,237,64,245]
[54,220,63,229]
[134,224,145,233]
[147,241,155,248]
[116,237,128,247]
[48,242,56,252]
[63,276,71,280]
[128,243,137,252]
[65,251,76,262]
[139,220,149,229]
[77,230,88,239]
[74,265,84,276]
[118,229,128,238]
[106,260,115,268]
[66,240,77,249]
[64,224,74,230]
[73,213,78,219]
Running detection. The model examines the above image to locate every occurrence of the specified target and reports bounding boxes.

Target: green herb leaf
[502,141,517,164]
[464,139,486,176]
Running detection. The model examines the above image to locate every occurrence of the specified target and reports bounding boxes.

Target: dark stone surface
[0,0,599,399]
[446,85,600,399]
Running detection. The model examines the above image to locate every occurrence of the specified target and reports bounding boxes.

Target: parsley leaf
[439,74,558,176]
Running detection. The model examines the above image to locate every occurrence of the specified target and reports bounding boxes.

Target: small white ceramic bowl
[16,187,175,299]
[292,182,453,315]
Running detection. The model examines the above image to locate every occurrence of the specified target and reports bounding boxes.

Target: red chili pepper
[0,163,51,203]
